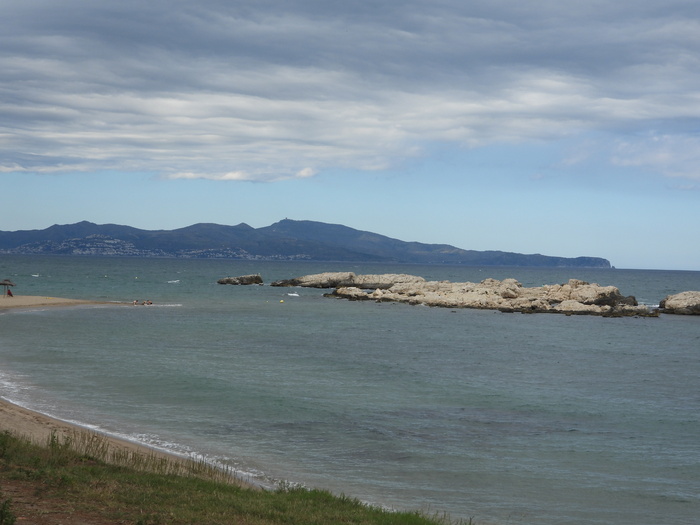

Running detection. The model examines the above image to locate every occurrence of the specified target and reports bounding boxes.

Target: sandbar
[0,294,109,309]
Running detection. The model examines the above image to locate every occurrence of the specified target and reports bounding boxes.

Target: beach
[0,290,188,468]
[0,397,182,465]
[1,382,258,492]
[0,295,255,489]
[0,294,108,310]
[2,257,698,524]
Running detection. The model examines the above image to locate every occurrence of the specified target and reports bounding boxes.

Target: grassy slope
[0,431,463,525]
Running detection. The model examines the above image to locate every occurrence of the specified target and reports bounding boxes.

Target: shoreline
[0,294,259,489]
[0,396,258,489]
[0,396,175,461]
[0,294,113,310]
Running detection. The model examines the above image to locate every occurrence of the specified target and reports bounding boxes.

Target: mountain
[0,219,611,267]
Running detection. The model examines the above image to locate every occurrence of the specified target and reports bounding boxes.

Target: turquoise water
[1,255,699,524]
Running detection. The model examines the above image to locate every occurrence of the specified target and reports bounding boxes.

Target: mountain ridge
[0,219,612,268]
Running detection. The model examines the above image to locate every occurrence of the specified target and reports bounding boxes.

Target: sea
[0,255,698,525]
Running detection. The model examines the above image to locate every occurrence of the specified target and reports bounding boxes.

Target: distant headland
[0,219,611,268]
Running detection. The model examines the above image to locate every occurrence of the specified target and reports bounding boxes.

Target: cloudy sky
[2,1,699,270]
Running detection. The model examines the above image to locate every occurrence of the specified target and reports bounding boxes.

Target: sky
[1,1,699,270]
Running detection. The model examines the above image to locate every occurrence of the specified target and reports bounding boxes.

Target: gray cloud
[2,0,699,180]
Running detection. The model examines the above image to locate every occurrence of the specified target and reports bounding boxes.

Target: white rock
[660,291,700,314]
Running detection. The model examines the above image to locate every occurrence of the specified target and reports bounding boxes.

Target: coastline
[0,396,257,490]
[0,295,112,310]
[0,294,258,490]
[0,396,171,461]
[1,274,696,524]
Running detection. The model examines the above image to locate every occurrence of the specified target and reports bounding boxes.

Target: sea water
[0,255,699,524]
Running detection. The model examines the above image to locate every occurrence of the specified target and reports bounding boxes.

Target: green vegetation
[0,492,15,525]
[0,219,611,267]
[0,430,464,524]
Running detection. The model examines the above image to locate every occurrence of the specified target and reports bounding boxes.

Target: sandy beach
[0,294,109,310]
[0,388,257,491]
[0,397,156,457]
[0,396,230,480]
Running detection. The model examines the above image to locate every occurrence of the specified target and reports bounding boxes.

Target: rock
[617,295,638,306]
[217,274,263,285]
[271,272,356,288]
[659,291,700,314]
[313,273,657,317]
[552,300,606,315]
[350,274,426,289]
[270,272,425,289]
[499,278,522,299]
[330,286,373,300]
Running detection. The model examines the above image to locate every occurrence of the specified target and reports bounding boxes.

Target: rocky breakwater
[659,291,700,315]
[272,272,655,316]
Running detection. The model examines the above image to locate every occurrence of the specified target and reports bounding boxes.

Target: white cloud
[612,134,700,180]
[296,167,317,178]
[1,0,699,181]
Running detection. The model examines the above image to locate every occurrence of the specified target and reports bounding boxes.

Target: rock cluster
[271,272,425,289]
[273,272,658,316]
[217,274,263,285]
[659,291,700,315]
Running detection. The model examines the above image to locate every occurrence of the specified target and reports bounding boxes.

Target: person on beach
[6,289,13,297]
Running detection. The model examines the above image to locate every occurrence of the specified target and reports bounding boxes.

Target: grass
[0,430,467,525]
